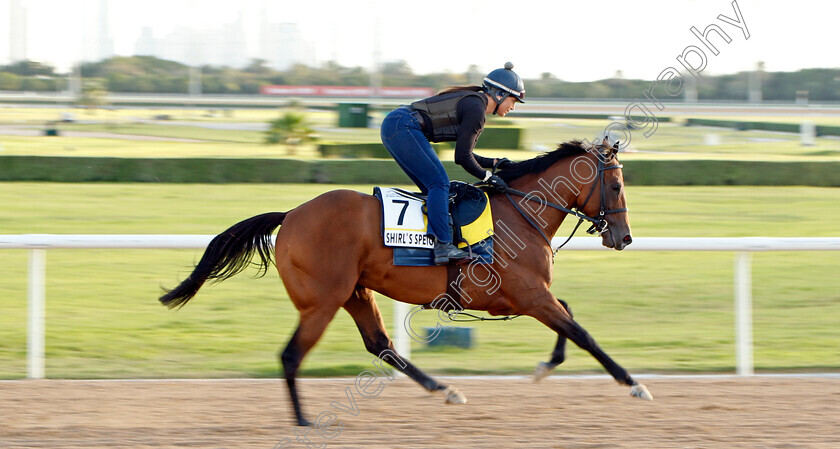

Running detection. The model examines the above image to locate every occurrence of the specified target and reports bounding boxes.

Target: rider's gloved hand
[482,171,508,191]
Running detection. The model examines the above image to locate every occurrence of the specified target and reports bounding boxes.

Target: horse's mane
[497,140,592,182]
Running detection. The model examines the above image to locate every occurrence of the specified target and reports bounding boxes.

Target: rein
[496,156,626,251]
[435,151,626,324]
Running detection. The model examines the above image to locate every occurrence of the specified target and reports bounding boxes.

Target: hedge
[0,156,313,183]
[621,160,840,187]
[685,118,840,136]
[816,125,840,136]
[2,156,838,186]
[317,125,522,158]
[318,143,393,158]
[318,142,444,158]
[476,127,522,149]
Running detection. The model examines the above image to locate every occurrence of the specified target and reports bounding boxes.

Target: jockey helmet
[483,62,526,104]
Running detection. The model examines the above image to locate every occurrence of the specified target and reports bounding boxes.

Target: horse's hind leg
[280,307,341,426]
[343,286,466,404]
[534,298,572,382]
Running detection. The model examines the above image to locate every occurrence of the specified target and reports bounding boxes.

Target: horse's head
[575,139,633,250]
[496,138,633,251]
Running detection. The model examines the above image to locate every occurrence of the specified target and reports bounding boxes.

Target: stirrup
[433,242,470,265]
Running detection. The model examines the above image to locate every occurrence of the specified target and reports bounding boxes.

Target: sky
[1,0,838,82]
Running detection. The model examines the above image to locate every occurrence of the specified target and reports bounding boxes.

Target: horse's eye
[611,184,622,192]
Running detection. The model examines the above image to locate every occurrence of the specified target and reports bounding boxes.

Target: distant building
[9,0,27,62]
[259,20,315,70]
[207,16,249,68]
[83,0,115,62]
[134,14,250,68]
[134,27,157,57]
[156,26,199,66]
[128,3,318,69]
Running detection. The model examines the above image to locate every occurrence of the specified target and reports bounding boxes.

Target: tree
[21,77,54,91]
[0,72,22,90]
[466,64,483,85]
[1,60,56,76]
[380,60,414,82]
[264,112,316,155]
[78,79,109,110]
[2,54,838,101]
[244,58,272,74]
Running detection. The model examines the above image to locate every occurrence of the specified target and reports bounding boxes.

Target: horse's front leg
[535,298,571,382]
[528,293,653,400]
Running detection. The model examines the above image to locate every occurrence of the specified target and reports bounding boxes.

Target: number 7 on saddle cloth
[373,182,494,267]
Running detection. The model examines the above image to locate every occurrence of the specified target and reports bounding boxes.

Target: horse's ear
[612,140,620,154]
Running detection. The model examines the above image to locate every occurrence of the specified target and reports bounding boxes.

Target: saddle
[373,181,494,266]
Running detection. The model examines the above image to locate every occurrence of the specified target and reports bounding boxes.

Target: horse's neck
[510,160,583,237]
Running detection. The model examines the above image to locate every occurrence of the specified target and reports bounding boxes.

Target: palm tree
[78,79,109,111]
[264,112,316,155]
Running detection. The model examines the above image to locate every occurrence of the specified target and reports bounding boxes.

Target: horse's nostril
[623,235,633,245]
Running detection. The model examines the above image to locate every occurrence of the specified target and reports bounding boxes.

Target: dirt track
[1,377,838,448]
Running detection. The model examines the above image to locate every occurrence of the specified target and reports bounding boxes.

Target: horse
[159,138,652,426]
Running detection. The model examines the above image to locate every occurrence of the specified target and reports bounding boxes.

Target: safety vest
[410,91,487,142]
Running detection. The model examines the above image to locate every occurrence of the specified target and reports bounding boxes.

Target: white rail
[2,235,838,379]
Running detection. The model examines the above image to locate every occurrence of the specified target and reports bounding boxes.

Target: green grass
[0,183,838,379]
[3,107,840,161]
[0,135,323,159]
[59,122,264,143]
[503,118,840,159]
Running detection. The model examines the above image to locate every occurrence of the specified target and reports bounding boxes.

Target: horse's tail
[159,211,288,310]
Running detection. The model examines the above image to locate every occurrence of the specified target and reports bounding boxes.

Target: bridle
[495,150,627,251]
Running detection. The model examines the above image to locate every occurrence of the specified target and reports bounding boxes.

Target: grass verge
[0,183,837,378]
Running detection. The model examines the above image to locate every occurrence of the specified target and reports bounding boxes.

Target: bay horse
[160,138,652,426]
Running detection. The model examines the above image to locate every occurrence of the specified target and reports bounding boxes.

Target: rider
[380,62,525,265]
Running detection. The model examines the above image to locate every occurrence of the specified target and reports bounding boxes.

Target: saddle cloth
[373,181,494,266]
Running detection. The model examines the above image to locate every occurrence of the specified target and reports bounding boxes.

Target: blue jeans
[381,107,451,243]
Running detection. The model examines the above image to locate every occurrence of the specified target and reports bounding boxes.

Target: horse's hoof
[630,383,653,401]
[296,417,314,427]
[443,386,467,404]
[534,362,553,383]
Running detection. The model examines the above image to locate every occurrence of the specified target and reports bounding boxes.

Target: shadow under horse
[159,139,652,426]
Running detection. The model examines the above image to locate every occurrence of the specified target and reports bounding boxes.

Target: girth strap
[444,264,463,310]
[423,264,522,322]
[421,264,464,312]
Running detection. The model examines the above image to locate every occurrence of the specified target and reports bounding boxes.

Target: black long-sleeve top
[452,95,495,179]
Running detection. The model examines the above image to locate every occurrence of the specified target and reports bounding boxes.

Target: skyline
[1,0,838,82]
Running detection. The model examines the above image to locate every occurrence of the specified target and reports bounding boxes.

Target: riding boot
[433,241,471,265]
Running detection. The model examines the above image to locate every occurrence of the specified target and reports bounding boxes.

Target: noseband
[579,156,628,236]
[498,154,626,250]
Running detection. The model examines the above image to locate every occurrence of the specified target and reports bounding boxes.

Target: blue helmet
[483,62,526,104]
